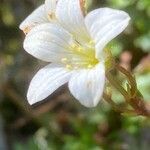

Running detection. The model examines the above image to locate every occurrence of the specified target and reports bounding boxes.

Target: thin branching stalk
[105,64,150,117]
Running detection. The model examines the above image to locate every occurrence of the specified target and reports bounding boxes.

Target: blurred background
[0,0,150,149]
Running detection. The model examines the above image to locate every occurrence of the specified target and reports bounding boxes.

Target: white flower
[20,0,130,107]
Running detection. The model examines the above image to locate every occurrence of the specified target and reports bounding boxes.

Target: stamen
[77,47,83,52]
[89,40,94,45]
[23,26,32,35]
[61,58,68,63]
[66,64,73,70]
[87,64,93,69]
[48,12,56,20]
[60,38,98,70]
[71,44,77,49]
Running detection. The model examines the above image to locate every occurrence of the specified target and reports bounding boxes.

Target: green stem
[106,64,150,117]
[103,92,134,114]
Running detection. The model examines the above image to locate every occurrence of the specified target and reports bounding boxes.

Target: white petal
[69,63,105,107]
[19,5,48,34]
[27,63,73,105]
[85,8,130,58]
[45,0,58,19]
[56,0,90,43]
[24,23,74,62]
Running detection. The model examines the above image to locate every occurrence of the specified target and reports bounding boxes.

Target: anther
[87,64,93,69]
[48,12,56,20]
[61,58,68,63]
[66,65,73,70]
[77,47,83,52]
[23,26,32,35]
[89,40,94,45]
[71,44,77,49]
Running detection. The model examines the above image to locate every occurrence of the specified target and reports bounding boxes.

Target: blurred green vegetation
[0,0,150,150]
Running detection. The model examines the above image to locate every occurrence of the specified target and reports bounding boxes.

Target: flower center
[61,40,99,70]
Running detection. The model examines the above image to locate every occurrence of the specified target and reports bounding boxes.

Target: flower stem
[105,64,150,117]
[103,92,135,114]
